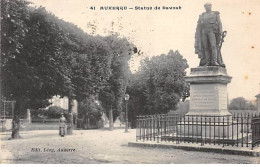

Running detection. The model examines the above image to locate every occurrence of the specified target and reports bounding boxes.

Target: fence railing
[136,113,260,150]
[76,118,104,129]
[31,118,60,124]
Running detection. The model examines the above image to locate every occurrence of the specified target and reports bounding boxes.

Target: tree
[77,96,103,129]
[98,35,133,126]
[70,37,114,102]
[1,1,73,138]
[169,100,190,115]
[127,50,189,127]
[228,97,257,110]
[1,0,135,137]
[1,0,41,138]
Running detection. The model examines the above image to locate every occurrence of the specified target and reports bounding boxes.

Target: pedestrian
[59,113,66,137]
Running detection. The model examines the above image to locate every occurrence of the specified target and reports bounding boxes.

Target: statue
[195,3,226,67]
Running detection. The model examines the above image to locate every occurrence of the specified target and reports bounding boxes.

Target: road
[0,126,259,164]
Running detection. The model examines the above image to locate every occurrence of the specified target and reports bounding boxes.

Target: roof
[255,94,260,98]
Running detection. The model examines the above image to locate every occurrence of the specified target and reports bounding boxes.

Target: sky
[29,0,260,101]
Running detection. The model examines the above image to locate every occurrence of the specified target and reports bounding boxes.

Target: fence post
[241,113,244,147]
[232,114,234,146]
[160,115,163,142]
[136,117,138,142]
[192,116,194,143]
[179,116,182,144]
[227,116,229,141]
[153,116,156,141]
[214,116,215,145]
[184,116,186,143]
[209,117,211,145]
[246,113,249,147]
[157,115,160,143]
[251,119,254,150]
[196,117,198,144]
[201,115,203,146]
[236,114,239,147]
[205,116,207,145]
[176,115,179,144]
[218,116,220,145]
[222,116,225,148]
[188,116,190,143]
[164,115,167,142]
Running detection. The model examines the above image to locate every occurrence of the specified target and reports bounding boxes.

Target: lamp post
[124,94,130,132]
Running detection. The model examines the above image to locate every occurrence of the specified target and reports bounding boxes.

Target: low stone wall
[0,119,12,132]
[229,110,258,115]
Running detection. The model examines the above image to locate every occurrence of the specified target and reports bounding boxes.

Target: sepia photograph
[1,0,260,164]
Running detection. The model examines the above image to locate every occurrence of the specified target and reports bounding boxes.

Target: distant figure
[59,113,66,137]
[195,2,226,67]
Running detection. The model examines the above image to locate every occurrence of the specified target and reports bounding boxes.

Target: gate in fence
[136,113,260,150]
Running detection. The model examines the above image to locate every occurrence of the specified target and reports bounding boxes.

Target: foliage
[1,0,73,115]
[70,37,113,102]
[46,106,68,118]
[78,96,103,127]
[33,106,68,119]
[78,96,102,117]
[127,50,189,127]
[98,35,133,121]
[228,97,257,110]
[1,0,32,114]
[169,100,190,115]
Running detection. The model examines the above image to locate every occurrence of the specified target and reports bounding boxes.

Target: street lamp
[124,94,130,132]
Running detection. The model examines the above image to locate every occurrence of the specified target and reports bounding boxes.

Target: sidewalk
[128,140,260,157]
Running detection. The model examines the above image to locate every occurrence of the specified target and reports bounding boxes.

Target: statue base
[185,66,232,116]
[178,66,234,139]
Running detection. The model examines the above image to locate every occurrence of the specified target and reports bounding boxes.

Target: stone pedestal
[185,66,232,116]
[179,66,234,139]
[27,109,31,124]
[178,121,238,138]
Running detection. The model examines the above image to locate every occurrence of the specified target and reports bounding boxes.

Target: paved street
[0,125,259,164]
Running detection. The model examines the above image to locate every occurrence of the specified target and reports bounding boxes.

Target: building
[48,96,78,114]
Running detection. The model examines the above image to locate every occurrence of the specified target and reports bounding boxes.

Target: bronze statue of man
[195,3,225,67]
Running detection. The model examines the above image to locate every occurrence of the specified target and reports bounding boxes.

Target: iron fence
[136,113,260,150]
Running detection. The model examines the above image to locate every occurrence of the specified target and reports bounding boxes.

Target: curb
[128,142,260,157]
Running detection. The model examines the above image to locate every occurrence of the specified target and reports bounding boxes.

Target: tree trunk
[11,100,22,139]
[11,115,21,139]
[109,106,113,131]
[67,97,73,135]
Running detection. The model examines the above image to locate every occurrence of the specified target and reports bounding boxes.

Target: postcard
[1,0,260,164]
